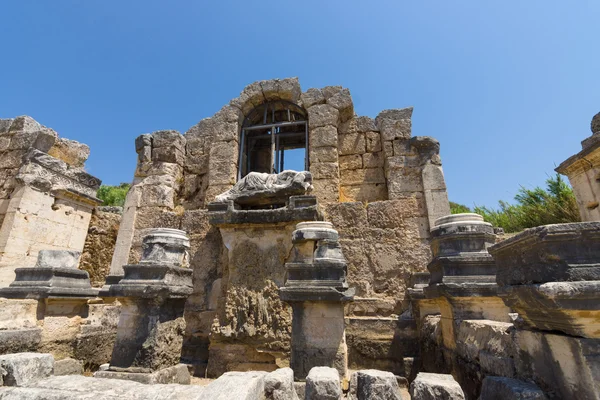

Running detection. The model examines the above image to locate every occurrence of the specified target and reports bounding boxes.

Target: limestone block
[47,138,90,168]
[362,152,384,168]
[185,134,206,157]
[139,184,175,208]
[365,132,382,153]
[340,168,385,185]
[264,367,299,400]
[392,139,416,156]
[301,88,326,108]
[152,146,185,165]
[310,146,338,163]
[479,377,547,400]
[310,162,339,180]
[356,117,377,133]
[231,81,266,115]
[54,358,83,376]
[135,161,182,179]
[8,116,42,133]
[312,179,339,204]
[259,78,301,103]
[305,367,342,400]
[366,198,424,228]
[340,184,388,203]
[385,155,421,170]
[383,141,394,157]
[152,130,185,149]
[409,373,465,400]
[94,364,190,385]
[339,155,363,170]
[348,369,402,400]
[0,299,38,330]
[189,117,238,143]
[387,169,424,196]
[0,135,10,151]
[422,164,447,191]
[310,126,338,148]
[338,133,366,155]
[0,150,25,169]
[0,353,54,387]
[327,88,354,122]
[424,190,451,230]
[378,119,411,142]
[308,104,339,129]
[0,118,15,133]
[321,86,342,100]
[200,371,268,400]
[184,154,208,175]
[338,118,358,135]
[9,128,57,152]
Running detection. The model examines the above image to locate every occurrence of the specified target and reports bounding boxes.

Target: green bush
[451,174,580,233]
[97,183,130,207]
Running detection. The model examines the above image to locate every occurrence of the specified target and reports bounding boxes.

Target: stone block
[0,329,43,355]
[310,162,340,180]
[310,146,338,163]
[54,358,83,376]
[392,139,415,156]
[422,164,447,191]
[152,130,185,149]
[0,352,54,387]
[264,367,299,400]
[36,249,80,269]
[9,116,42,133]
[322,86,343,100]
[152,146,185,165]
[340,168,385,185]
[0,150,24,169]
[365,132,382,152]
[362,152,384,168]
[379,119,411,142]
[479,377,547,400]
[47,138,90,168]
[305,367,342,400]
[327,88,354,122]
[340,184,388,202]
[301,88,326,108]
[339,155,363,170]
[356,117,377,133]
[139,184,175,208]
[383,141,394,157]
[348,369,402,400]
[94,364,190,385]
[312,179,339,204]
[184,154,208,174]
[339,118,358,135]
[200,371,268,400]
[308,104,339,129]
[310,126,338,148]
[339,133,366,155]
[409,373,465,400]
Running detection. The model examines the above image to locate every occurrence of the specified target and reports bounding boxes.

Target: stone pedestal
[205,195,321,377]
[424,214,511,351]
[96,228,192,384]
[280,222,355,380]
[0,250,97,300]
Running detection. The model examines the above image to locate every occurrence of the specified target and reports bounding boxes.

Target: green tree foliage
[451,174,580,233]
[449,201,472,214]
[96,183,130,207]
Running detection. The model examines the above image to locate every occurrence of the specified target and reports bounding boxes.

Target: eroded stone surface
[348,369,402,400]
[0,353,54,387]
[479,377,547,400]
[409,373,465,400]
[305,367,342,400]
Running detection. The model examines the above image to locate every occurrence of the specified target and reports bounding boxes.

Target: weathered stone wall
[108,78,451,377]
[80,208,121,287]
[556,112,600,222]
[0,117,101,286]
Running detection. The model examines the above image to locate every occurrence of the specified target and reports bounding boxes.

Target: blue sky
[1,1,598,208]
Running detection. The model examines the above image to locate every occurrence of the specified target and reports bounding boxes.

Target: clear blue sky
[1,1,598,208]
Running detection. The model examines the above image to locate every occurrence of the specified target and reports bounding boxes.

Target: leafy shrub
[96,183,130,207]
[451,174,580,232]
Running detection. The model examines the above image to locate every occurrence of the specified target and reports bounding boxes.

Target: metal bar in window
[270,127,276,173]
[243,120,305,131]
[305,121,309,170]
[237,129,245,180]
[275,135,280,174]
[280,146,285,172]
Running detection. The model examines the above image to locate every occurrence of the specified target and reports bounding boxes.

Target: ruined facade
[0,116,101,286]
[101,78,450,377]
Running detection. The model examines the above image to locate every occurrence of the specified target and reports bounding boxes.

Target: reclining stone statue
[215,170,313,206]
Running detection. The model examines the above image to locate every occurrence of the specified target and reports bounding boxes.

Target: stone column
[279,221,355,380]
[488,222,600,399]
[423,214,511,350]
[95,228,193,384]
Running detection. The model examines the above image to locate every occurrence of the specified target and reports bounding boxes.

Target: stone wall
[108,78,451,377]
[556,111,600,221]
[80,208,122,287]
[0,117,101,286]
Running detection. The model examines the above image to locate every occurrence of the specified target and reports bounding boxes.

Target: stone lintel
[499,281,600,338]
[52,188,102,208]
[489,222,600,286]
[208,196,321,226]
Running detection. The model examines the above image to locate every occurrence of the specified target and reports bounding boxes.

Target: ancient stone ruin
[0,78,598,399]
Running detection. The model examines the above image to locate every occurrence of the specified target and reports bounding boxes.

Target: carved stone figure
[214,170,313,206]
